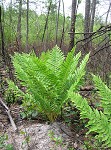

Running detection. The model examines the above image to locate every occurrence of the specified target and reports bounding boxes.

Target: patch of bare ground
[0,103,84,150]
[5,122,73,150]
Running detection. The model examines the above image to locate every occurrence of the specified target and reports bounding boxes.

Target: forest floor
[0,103,86,150]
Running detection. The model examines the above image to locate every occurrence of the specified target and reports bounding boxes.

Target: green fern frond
[12,53,60,114]
[58,48,75,83]
[68,84,111,148]
[39,50,50,63]
[7,80,38,112]
[7,80,25,97]
[68,91,93,119]
[57,50,83,105]
[69,53,90,92]
[46,45,64,74]
[93,75,111,117]
[58,49,81,88]
[13,52,57,91]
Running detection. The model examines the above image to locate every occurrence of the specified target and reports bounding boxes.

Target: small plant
[68,75,111,148]
[63,103,80,129]
[82,139,102,150]
[20,130,30,149]
[5,89,16,104]
[68,148,75,150]
[0,134,14,150]
[7,46,89,122]
[48,130,63,146]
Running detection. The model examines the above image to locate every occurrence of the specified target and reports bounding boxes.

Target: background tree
[90,0,97,32]
[105,2,111,25]
[0,3,6,65]
[0,3,13,80]
[26,0,29,52]
[9,0,12,43]
[68,0,78,51]
[17,0,22,51]
[84,0,91,52]
[60,0,65,49]
[56,0,61,45]
[42,0,52,43]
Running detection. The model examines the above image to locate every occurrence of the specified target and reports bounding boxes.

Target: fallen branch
[0,97,18,132]
[80,85,95,91]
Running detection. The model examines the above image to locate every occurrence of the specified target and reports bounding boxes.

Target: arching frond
[68,76,111,148]
[93,75,111,118]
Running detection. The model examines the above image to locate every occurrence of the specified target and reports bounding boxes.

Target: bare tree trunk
[68,0,77,51]
[26,0,29,52]
[9,0,12,25]
[55,0,61,45]
[60,0,65,49]
[105,2,111,25]
[84,0,90,34]
[42,1,52,42]
[103,2,111,83]
[17,0,22,51]
[89,0,96,47]
[9,0,12,43]
[90,0,96,32]
[84,0,91,52]
[42,1,52,51]
[0,5,6,63]
[0,5,5,95]
[0,4,13,80]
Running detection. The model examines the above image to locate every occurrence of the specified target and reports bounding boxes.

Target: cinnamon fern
[7,46,89,122]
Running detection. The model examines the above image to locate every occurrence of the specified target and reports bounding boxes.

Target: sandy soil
[5,122,74,150]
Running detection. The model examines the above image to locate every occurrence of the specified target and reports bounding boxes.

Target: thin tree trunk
[0,5,5,63]
[60,0,65,49]
[9,0,12,43]
[26,0,29,52]
[0,5,5,95]
[42,1,52,42]
[84,0,90,34]
[105,2,111,25]
[84,0,91,52]
[103,2,111,83]
[0,4,13,80]
[9,0,12,25]
[90,0,96,32]
[89,0,96,47]
[55,0,61,45]
[68,0,77,51]
[17,0,22,51]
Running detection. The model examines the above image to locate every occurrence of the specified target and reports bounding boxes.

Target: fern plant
[7,46,89,122]
[68,75,111,148]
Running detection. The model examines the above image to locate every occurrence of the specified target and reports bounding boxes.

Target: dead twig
[0,97,18,132]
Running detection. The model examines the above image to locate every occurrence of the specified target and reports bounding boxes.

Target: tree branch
[0,97,18,132]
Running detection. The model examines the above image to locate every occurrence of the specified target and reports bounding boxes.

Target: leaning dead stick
[0,97,18,132]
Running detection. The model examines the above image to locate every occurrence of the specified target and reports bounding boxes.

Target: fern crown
[8,46,89,122]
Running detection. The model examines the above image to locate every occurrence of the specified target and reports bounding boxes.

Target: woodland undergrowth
[5,46,111,149]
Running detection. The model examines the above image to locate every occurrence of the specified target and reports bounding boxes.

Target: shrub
[7,46,89,122]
